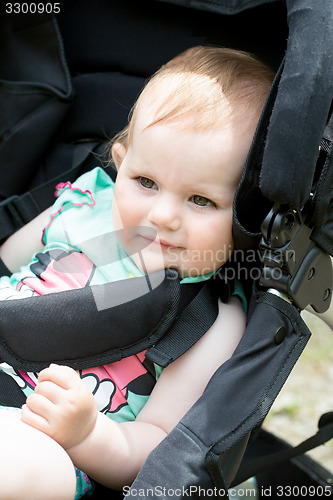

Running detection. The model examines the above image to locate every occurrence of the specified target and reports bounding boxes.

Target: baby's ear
[111,142,127,169]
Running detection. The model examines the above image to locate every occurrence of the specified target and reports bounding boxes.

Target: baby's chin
[131,251,165,275]
[131,246,220,278]
[133,259,214,281]
[131,253,183,279]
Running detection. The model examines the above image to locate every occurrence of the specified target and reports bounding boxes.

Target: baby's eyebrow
[127,161,152,175]
[192,184,234,201]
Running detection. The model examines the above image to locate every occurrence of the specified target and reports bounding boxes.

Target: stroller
[0,0,332,498]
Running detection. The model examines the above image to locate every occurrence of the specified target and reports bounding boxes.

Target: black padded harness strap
[0,269,222,372]
[0,269,180,371]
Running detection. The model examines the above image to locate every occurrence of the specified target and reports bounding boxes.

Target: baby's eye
[191,195,215,207]
[139,177,157,189]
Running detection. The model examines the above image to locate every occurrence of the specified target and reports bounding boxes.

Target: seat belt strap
[311,110,333,232]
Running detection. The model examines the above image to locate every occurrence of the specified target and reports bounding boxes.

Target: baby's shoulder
[42,167,115,246]
[69,166,115,193]
[56,167,114,203]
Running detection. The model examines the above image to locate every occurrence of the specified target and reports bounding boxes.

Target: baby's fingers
[21,401,50,435]
[25,391,55,420]
[38,364,79,389]
[34,379,66,405]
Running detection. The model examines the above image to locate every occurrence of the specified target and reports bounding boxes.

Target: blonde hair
[112,45,274,149]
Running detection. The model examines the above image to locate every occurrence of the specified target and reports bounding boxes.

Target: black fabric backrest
[25,0,288,193]
[55,0,287,139]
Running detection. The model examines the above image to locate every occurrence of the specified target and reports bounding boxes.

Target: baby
[0,46,274,499]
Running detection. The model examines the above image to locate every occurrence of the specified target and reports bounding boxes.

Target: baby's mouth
[117,226,157,255]
[139,233,181,251]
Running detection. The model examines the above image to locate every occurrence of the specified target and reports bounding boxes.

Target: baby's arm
[22,297,245,489]
[0,208,50,273]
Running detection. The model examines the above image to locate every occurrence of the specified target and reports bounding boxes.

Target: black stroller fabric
[259,0,333,207]
[0,0,332,498]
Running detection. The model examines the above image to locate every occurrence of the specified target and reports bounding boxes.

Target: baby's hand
[21,364,97,450]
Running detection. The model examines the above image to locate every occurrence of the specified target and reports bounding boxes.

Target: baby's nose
[147,196,181,231]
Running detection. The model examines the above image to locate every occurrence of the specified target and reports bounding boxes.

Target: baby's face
[112,108,256,277]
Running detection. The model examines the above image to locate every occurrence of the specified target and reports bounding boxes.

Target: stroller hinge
[259,204,332,313]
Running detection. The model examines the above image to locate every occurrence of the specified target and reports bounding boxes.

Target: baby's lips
[121,226,158,254]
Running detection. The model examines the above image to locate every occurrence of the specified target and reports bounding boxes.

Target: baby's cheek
[111,197,127,232]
